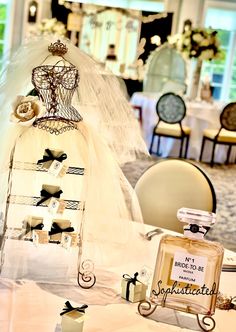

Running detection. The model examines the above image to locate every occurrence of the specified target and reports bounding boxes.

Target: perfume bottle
[151,208,224,316]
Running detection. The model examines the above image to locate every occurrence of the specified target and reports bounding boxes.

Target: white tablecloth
[131,92,235,163]
[0,224,235,332]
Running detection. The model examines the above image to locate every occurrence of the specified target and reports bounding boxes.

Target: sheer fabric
[0,37,148,285]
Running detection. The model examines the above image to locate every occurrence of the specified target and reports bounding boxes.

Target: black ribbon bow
[25,222,44,236]
[60,301,88,316]
[123,272,139,300]
[49,222,74,236]
[37,149,67,165]
[36,189,63,206]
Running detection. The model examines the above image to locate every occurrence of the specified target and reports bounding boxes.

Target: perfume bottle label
[171,252,207,286]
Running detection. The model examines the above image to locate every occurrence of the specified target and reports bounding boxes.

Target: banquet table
[0,224,235,332]
[131,92,236,163]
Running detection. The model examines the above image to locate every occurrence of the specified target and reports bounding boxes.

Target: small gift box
[37,149,67,170]
[61,232,78,249]
[48,197,66,215]
[22,216,44,240]
[60,301,87,332]
[37,185,63,209]
[121,272,147,303]
[49,220,75,243]
[32,229,49,245]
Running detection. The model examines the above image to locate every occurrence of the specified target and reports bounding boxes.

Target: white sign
[48,160,64,177]
[171,252,207,286]
[48,197,60,215]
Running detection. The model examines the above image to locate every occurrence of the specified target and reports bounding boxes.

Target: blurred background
[0,0,235,102]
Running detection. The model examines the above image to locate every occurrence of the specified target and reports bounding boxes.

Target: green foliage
[229,88,236,101]
[0,43,3,58]
[0,4,7,21]
[0,24,5,40]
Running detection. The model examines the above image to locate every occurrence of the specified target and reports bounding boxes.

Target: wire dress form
[0,38,148,287]
[32,64,82,134]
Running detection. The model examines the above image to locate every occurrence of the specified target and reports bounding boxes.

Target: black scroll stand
[138,297,216,332]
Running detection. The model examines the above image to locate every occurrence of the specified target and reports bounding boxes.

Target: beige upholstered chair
[149,93,191,158]
[199,102,236,167]
[134,159,216,233]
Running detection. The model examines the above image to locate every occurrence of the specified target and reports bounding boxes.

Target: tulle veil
[0,36,149,285]
[0,35,148,164]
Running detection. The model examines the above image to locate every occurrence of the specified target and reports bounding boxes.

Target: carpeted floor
[122,156,236,252]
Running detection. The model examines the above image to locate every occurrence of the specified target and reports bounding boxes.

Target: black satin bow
[49,222,74,236]
[123,272,139,300]
[36,189,63,206]
[25,222,44,235]
[37,149,67,165]
[60,301,88,316]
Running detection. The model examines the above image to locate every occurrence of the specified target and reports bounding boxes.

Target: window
[201,6,236,101]
[229,38,236,100]
[0,0,11,70]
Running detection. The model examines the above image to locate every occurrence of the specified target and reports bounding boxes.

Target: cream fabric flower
[11,95,44,126]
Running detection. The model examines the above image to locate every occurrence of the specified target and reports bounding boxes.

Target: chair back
[134,159,216,233]
[156,92,186,124]
[220,102,236,131]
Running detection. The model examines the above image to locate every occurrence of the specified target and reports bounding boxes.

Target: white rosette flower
[192,33,203,43]
[10,95,45,126]
[44,18,57,31]
[200,39,210,47]
[53,22,67,36]
[199,49,214,61]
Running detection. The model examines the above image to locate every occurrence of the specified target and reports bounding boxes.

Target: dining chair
[199,102,236,167]
[149,92,191,158]
[134,159,216,233]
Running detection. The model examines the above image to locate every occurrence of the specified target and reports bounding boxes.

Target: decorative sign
[67,13,82,32]
[48,160,64,176]
[171,252,207,286]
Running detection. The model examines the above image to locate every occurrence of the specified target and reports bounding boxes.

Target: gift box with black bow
[37,148,68,177]
[37,185,65,214]
[49,220,77,244]
[37,185,62,206]
[22,216,49,244]
[60,301,88,332]
[121,272,147,303]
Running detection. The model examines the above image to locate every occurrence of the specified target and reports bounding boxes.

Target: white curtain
[79,5,141,78]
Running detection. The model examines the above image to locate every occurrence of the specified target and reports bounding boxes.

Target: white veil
[0,36,148,164]
[0,36,149,285]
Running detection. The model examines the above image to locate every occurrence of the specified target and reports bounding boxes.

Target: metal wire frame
[0,148,96,289]
[138,298,216,331]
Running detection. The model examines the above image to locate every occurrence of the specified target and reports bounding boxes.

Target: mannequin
[0,38,148,286]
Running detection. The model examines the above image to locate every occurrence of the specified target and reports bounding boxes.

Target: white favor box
[61,310,85,332]
[121,278,147,303]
